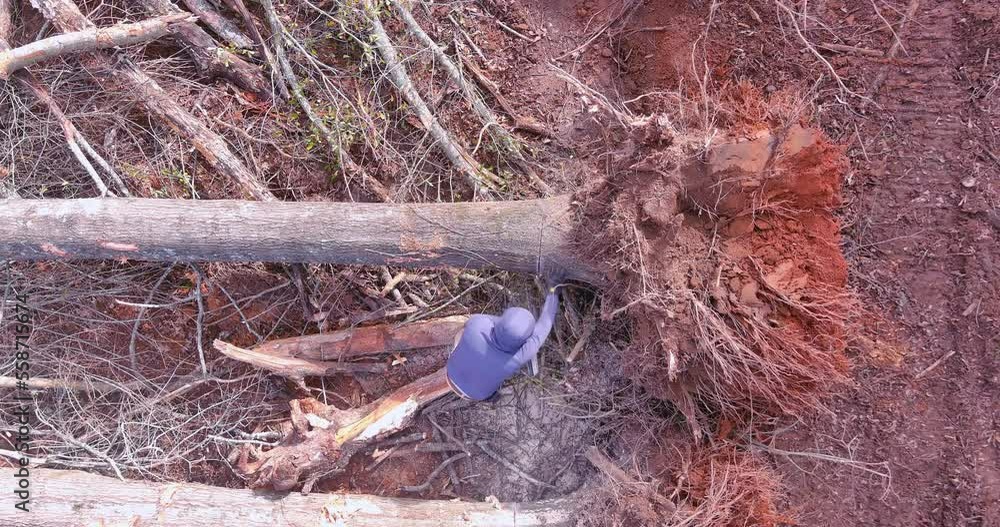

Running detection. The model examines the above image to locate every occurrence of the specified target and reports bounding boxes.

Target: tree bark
[252,315,469,361]
[136,0,269,97]
[0,196,597,281]
[0,13,192,78]
[179,0,253,49]
[0,0,12,41]
[29,0,274,200]
[213,339,390,377]
[212,316,468,378]
[0,468,580,526]
[245,368,454,490]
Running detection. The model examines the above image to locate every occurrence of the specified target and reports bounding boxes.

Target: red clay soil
[574,120,853,427]
[767,1,1000,525]
[589,0,1000,525]
[522,0,998,524]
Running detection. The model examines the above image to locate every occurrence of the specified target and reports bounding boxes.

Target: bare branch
[180,0,253,48]
[29,0,275,201]
[213,339,388,377]
[135,0,270,96]
[0,13,193,79]
[259,0,390,201]
[361,0,501,197]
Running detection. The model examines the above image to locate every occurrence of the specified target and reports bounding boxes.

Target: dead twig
[459,54,555,140]
[389,0,519,154]
[749,441,891,482]
[192,264,208,376]
[30,0,277,201]
[399,452,469,493]
[914,350,957,379]
[259,0,390,201]
[4,57,126,196]
[477,440,556,489]
[584,446,675,510]
[775,0,867,101]
[0,375,122,393]
[128,264,174,371]
[136,0,269,96]
[555,0,642,60]
[865,0,922,104]
[818,42,883,57]
[565,314,596,363]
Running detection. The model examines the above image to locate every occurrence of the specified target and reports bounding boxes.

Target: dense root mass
[575,117,853,426]
[582,441,788,527]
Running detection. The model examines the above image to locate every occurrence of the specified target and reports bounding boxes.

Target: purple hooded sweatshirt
[446,292,559,401]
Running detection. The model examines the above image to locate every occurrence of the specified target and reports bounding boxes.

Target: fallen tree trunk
[0,468,580,526]
[29,0,275,200]
[0,196,596,281]
[0,0,10,40]
[0,13,191,78]
[213,339,390,377]
[252,315,468,360]
[213,316,467,378]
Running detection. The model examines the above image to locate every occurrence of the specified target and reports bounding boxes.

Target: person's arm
[506,291,559,368]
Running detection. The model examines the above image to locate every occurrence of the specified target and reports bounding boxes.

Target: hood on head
[493,307,535,352]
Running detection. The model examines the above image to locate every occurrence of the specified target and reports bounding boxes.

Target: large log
[0,468,580,526]
[251,315,469,361]
[0,196,596,281]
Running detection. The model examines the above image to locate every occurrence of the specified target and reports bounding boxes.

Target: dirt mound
[575,117,853,428]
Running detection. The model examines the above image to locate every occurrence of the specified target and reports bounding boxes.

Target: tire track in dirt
[877,2,1000,524]
[776,1,999,525]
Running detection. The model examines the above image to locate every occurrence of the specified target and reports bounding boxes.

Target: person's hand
[543,265,568,293]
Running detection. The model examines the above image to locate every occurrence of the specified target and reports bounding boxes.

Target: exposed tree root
[214,317,475,489]
[242,368,452,490]
[582,442,789,527]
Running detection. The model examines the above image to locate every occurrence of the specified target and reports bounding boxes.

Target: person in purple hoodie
[446,281,561,401]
